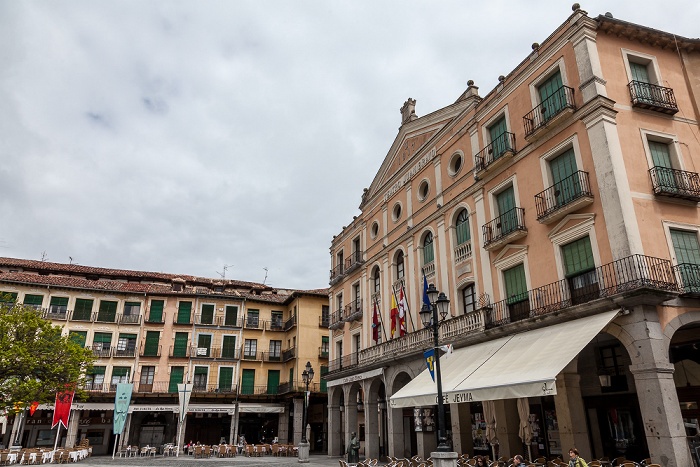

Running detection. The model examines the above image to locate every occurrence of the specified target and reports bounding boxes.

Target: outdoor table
[41,450,54,463]
[25,452,38,464]
[7,452,17,464]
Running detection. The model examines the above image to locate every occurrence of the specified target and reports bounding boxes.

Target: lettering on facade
[383,147,437,202]
[451,392,473,403]
[541,382,555,396]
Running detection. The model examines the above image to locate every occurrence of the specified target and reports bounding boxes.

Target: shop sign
[79,417,111,426]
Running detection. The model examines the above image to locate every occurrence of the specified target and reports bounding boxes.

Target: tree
[0,295,94,413]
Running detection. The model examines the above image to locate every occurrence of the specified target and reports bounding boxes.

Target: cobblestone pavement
[75,454,356,467]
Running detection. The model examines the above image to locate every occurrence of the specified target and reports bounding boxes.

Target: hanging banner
[113,383,133,435]
[177,383,193,423]
[51,389,75,429]
[29,402,39,416]
[424,349,436,382]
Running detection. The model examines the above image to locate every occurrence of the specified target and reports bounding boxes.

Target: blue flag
[422,272,431,308]
[113,383,133,435]
[424,349,436,382]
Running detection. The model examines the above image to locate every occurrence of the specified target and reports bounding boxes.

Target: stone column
[450,403,473,455]
[229,413,236,445]
[571,24,608,103]
[388,406,405,458]
[364,400,379,459]
[554,366,591,460]
[416,431,437,458]
[64,410,80,448]
[434,157,444,207]
[344,398,358,459]
[293,398,304,445]
[474,190,494,299]
[493,399,521,459]
[436,216,450,297]
[328,404,342,456]
[9,411,24,447]
[277,405,289,444]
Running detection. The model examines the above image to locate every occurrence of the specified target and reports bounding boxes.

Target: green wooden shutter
[320,366,328,392]
[630,62,650,83]
[149,300,164,323]
[177,302,192,324]
[456,211,470,245]
[97,300,117,322]
[550,149,580,205]
[504,264,528,304]
[112,367,130,377]
[200,304,214,324]
[630,62,653,103]
[218,367,234,391]
[538,71,564,119]
[24,294,44,306]
[0,292,18,304]
[267,370,280,395]
[168,367,184,393]
[289,368,294,386]
[143,331,160,357]
[497,187,517,235]
[93,332,112,345]
[649,141,677,191]
[672,229,700,294]
[50,297,69,308]
[173,332,189,357]
[73,299,93,320]
[562,237,596,277]
[222,335,236,358]
[69,331,87,348]
[225,305,238,326]
[241,369,255,395]
[89,366,106,375]
[423,233,434,264]
[489,116,510,159]
[197,335,212,357]
[194,366,208,376]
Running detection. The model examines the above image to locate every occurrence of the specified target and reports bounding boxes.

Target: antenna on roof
[263,267,269,285]
[69,256,74,265]
[40,251,48,262]
[217,264,233,279]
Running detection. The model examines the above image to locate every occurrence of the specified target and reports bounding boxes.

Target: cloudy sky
[0,1,697,289]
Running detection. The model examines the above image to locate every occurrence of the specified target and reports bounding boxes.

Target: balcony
[523,86,576,140]
[282,347,296,362]
[191,383,238,395]
[454,241,473,264]
[328,352,358,374]
[241,349,261,361]
[535,171,595,224]
[140,345,161,358]
[319,315,330,327]
[344,250,365,275]
[113,348,137,358]
[218,316,242,327]
[344,299,363,322]
[674,263,700,297]
[119,314,142,325]
[474,132,516,175]
[244,317,262,330]
[329,264,345,286]
[329,309,345,330]
[134,381,170,394]
[262,352,283,363]
[192,346,214,358]
[283,315,297,331]
[266,319,285,332]
[219,347,240,360]
[194,314,217,326]
[86,346,112,358]
[649,167,700,202]
[172,315,193,325]
[628,81,679,114]
[485,254,678,328]
[169,345,192,358]
[95,312,117,323]
[319,347,329,359]
[482,207,527,251]
[70,311,95,322]
[83,383,107,393]
[44,307,68,321]
[239,384,283,396]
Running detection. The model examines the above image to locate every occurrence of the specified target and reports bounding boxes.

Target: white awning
[390,310,618,408]
[238,403,285,414]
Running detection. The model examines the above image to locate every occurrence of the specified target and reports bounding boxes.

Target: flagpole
[53,423,61,453]
[391,284,399,339]
[375,296,388,342]
[402,281,417,332]
[112,433,120,459]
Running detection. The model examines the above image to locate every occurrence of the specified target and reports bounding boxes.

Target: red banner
[29,402,39,416]
[52,390,74,429]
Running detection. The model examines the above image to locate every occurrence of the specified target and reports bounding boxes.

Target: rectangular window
[116,334,137,353]
[197,334,212,357]
[538,70,565,119]
[271,311,283,330]
[97,300,118,322]
[86,366,106,389]
[550,148,580,205]
[456,217,470,245]
[69,331,87,348]
[168,367,184,393]
[462,284,477,314]
[177,301,192,324]
[322,305,329,324]
[489,116,511,159]
[246,310,259,328]
[93,332,112,350]
[423,239,434,265]
[321,336,329,358]
[49,297,69,314]
[629,61,655,104]
[73,299,93,321]
[218,367,234,392]
[244,339,257,359]
[503,263,530,322]
[648,140,679,192]
[221,335,236,359]
[111,367,131,387]
[496,186,517,235]
[320,366,329,392]
[224,305,238,326]
[671,229,700,294]
[0,291,18,304]
[200,304,214,325]
[148,300,164,323]
[143,331,160,357]
[241,369,255,395]
[267,370,280,395]
[173,332,189,358]
[269,340,282,361]
[123,302,140,316]
[193,366,208,390]
[562,236,599,305]
[140,366,155,384]
[23,294,44,309]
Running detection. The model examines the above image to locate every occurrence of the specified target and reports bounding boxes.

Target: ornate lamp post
[419,283,451,453]
[301,361,314,443]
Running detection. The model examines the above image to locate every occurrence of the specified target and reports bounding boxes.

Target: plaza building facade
[325,7,700,467]
[0,257,329,455]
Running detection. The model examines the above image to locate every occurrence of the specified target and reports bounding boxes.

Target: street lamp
[419,283,451,453]
[301,361,314,444]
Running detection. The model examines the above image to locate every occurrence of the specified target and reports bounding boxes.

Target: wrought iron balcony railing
[86,346,112,358]
[329,308,345,330]
[475,132,516,172]
[265,319,285,331]
[628,81,679,114]
[535,171,594,220]
[262,351,283,363]
[674,263,700,297]
[140,345,161,358]
[328,352,358,374]
[344,250,365,274]
[119,314,142,325]
[485,254,678,328]
[524,86,575,137]
[44,308,69,320]
[244,317,261,330]
[69,310,95,322]
[282,347,296,362]
[284,315,297,331]
[113,348,137,358]
[319,315,330,327]
[169,345,192,358]
[483,207,526,248]
[192,383,238,394]
[173,314,193,325]
[344,299,363,322]
[194,313,217,326]
[329,264,345,284]
[649,166,700,201]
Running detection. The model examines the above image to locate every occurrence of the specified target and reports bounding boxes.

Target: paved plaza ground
[74,454,360,467]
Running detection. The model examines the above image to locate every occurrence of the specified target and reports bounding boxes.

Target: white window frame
[662,220,700,266]
[196,332,214,355]
[220,332,237,349]
[217,365,236,386]
[528,57,570,107]
[193,365,210,386]
[493,245,530,302]
[547,214,601,281]
[639,128,685,170]
[621,48,663,86]
[370,221,380,240]
[538,134,585,188]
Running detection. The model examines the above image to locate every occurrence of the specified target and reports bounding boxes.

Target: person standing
[513,455,526,466]
[568,448,589,467]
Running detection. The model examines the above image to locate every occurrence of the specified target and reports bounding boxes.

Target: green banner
[113,383,133,435]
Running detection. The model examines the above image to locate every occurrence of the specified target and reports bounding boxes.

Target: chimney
[400,98,417,125]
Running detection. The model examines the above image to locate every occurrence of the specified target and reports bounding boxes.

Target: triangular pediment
[493,244,528,264]
[548,213,596,239]
[377,130,438,186]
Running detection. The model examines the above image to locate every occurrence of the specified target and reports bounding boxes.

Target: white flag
[440,344,454,358]
[177,383,193,422]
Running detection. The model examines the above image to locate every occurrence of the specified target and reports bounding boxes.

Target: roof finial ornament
[572,3,581,11]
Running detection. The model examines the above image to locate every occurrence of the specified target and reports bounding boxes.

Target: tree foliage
[0,296,94,413]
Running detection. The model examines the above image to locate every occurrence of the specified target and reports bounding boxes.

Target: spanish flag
[390,293,398,338]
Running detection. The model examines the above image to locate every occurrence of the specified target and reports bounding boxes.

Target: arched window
[456,210,470,245]
[373,267,381,294]
[396,251,405,280]
[423,232,434,265]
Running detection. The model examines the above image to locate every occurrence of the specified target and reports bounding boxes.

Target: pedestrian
[475,455,487,467]
[513,455,526,466]
[568,448,589,467]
